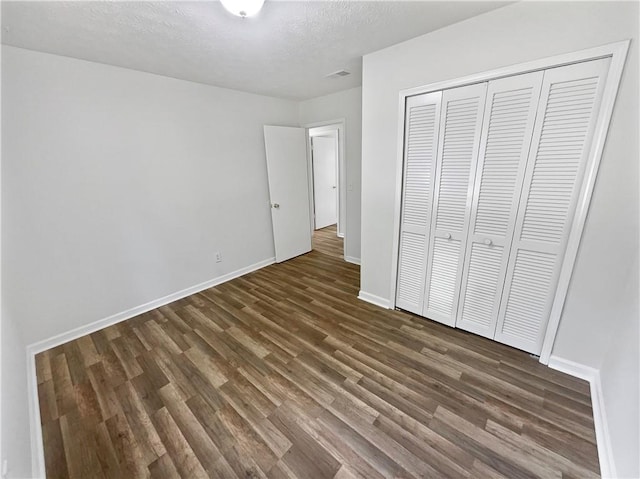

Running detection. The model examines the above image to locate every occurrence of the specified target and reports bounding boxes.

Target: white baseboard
[345,256,361,265]
[548,355,616,478]
[357,291,391,309]
[27,257,275,355]
[26,256,275,479]
[548,355,597,382]
[27,350,44,479]
[590,370,616,479]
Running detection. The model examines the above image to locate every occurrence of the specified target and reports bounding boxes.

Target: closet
[396,57,611,355]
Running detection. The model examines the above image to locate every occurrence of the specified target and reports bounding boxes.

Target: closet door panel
[423,83,487,326]
[495,58,611,354]
[458,242,505,333]
[427,236,462,318]
[396,92,442,314]
[456,72,544,337]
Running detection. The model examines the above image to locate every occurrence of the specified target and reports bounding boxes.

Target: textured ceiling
[1,1,509,100]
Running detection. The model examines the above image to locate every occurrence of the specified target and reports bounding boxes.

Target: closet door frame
[388,40,629,365]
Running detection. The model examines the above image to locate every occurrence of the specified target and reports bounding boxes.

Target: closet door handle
[483,238,493,246]
[445,233,452,240]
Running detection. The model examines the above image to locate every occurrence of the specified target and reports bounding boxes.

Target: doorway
[306,121,347,260]
[311,132,338,230]
[311,224,343,259]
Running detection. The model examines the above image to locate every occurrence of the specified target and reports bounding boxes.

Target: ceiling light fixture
[220,0,265,17]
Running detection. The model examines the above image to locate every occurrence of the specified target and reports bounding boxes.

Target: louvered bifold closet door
[495,58,610,354]
[455,72,543,338]
[423,83,487,326]
[395,92,442,314]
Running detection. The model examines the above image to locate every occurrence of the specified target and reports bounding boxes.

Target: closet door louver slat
[395,92,442,314]
[495,58,610,354]
[423,83,487,326]
[456,72,543,338]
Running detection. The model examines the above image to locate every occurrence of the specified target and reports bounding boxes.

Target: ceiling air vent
[326,70,351,79]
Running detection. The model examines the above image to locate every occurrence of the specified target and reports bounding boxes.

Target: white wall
[2,45,299,477]
[599,260,639,478]
[1,313,31,478]
[360,2,638,477]
[2,45,299,345]
[299,87,362,261]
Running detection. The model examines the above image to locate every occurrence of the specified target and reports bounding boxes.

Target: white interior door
[423,82,487,326]
[494,58,610,354]
[311,136,338,229]
[456,71,544,338]
[263,125,312,263]
[395,92,442,315]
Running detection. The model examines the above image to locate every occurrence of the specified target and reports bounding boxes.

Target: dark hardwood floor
[312,224,343,259]
[36,228,600,478]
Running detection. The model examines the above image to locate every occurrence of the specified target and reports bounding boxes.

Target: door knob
[445,233,452,240]
[272,203,280,209]
[484,238,493,246]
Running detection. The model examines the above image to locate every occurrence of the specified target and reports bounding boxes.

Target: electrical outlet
[215,251,222,263]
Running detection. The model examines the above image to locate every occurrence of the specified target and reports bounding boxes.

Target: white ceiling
[1,1,509,100]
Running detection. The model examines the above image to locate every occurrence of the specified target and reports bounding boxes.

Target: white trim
[539,40,630,364]
[388,87,409,310]
[590,371,616,479]
[399,41,629,99]
[357,291,392,309]
[26,256,275,478]
[548,356,616,478]
[27,257,275,355]
[27,351,44,479]
[548,355,597,382]
[345,256,361,265]
[389,40,630,360]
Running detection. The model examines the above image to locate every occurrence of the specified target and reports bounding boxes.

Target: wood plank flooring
[312,225,343,259]
[36,228,600,478]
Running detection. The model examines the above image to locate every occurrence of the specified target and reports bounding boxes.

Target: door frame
[388,40,629,366]
[310,132,339,230]
[304,119,347,259]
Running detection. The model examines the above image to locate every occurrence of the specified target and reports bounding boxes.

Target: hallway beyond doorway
[312,224,343,260]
